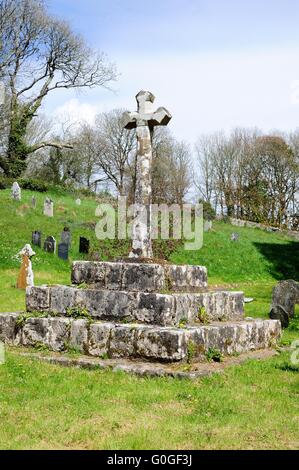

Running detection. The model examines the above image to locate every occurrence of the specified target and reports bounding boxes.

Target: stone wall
[230,218,299,239]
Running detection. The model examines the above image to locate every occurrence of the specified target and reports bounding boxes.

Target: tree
[94,109,136,195]
[152,128,192,204]
[194,133,218,204]
[254,135,298,226]
[0,0,116,177]
[195,127,299,227]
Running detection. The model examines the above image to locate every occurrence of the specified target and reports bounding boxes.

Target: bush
[18,178,48,192]
[0,176,14,189]
[198,199,216,221]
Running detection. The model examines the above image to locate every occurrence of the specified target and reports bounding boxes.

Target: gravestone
[204,220,213,232]
[11,182,21,201]
[32,231,42,248]
[61,227,71,247]
[31,196,36,209]
[231,232,239,242]
[270,280,299,328]
[17,244,35,289]
[79,237,89,254]
[76,198,81,206]
[44,236,56,253]
[43,198,54,217]
[58,242,69,260]
[123,90,172,258]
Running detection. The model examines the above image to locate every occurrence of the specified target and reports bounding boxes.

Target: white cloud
[47,46,299,143]
[52,98,99,131]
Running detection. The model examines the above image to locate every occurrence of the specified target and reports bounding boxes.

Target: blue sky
[46,0,299,143]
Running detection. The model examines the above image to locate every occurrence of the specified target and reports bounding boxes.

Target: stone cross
[17,244,36,289]
[122,91,172,258]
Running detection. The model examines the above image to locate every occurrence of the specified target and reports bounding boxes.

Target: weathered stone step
[26,285,244,326]
[71,261,208,292]
[14,349,278,379]
[0,313,281,363]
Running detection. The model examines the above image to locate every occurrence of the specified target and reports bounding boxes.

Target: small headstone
[60,227,71,247]
[231,232,239,242]
[31,196,36,209]
[11,182,21,201]
[204,220,213,232]
[244,297,254,303]
[17,244,35,289]
[269,280,299,328]
[75,198,81,206]
[32,231,42,248]
[79,237,90,254]
[44,236,56,253]
[43,198,54,217]
[58,242,69,260]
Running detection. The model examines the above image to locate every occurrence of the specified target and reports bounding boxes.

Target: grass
[0,187,299,449]
[171,221,299,283]
[0,349,298,450]
[0,188,128,311]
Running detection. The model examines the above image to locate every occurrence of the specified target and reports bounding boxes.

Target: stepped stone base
[26,285,244,326]
[2,258,281,373]
[14,349,279,379]
[0,313,281,363]
[71,261,208,292]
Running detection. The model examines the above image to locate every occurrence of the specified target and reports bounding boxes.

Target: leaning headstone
[270,280,299,328]
[58,242,69,260]
[204,220,213,232]
[44,236,56,253]
[75,198,81,206]
[79,237,90,254]
[231,232,239,242]
[31,196,36,209]
[17,244,35,289]
[43,198,54,217]
[32,231,42,248]
[11,182,21,201]
[60,227,71,247]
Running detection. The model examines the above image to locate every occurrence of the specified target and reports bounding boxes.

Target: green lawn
[0,349,298,450]
[0,188,299,449]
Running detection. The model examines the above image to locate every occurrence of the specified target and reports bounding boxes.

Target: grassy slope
[0,188,298,449]
[0,188,129,311]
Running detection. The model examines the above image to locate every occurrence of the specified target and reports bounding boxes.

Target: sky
[45,0,299,144]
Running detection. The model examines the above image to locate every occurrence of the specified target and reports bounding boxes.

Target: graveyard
[0,185,298,449]
[1,0,299,454]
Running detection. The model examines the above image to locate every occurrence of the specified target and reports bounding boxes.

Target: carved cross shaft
[123,91,172,258]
